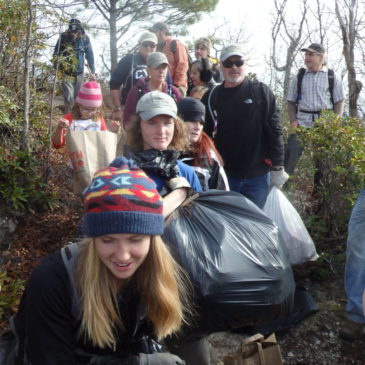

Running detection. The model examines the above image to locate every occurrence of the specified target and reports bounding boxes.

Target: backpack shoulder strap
[327,69,335,107]
[170,39,177,53]
[249,80,264,109]
[207,85,220,137]
[61,242,83,321]
[296,67,306,104]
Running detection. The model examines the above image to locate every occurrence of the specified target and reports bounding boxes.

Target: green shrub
[294,112,365,239]
[0,147,58,213]
[0,270,24,321]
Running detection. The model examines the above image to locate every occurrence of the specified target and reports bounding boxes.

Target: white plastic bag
[263,186,318,265]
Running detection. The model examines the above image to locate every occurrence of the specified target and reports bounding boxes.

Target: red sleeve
[100,117,107,130]
[52,114,72,149]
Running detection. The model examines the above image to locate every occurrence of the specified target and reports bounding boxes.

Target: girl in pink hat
[52,81,120,148]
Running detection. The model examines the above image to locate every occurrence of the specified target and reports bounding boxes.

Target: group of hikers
[4,17,365,364]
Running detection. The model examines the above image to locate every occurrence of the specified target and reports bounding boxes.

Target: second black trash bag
[162,190,295,334]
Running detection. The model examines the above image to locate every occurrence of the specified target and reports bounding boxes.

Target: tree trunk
[20,0,33,153]
[335,0,361,118]
[109,0,118,71]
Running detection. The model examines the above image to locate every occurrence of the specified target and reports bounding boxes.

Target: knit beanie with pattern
[83,157,163,237]
[76,81,102,108]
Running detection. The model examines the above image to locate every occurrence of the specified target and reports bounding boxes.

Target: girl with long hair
[10,159,189,365]
[177,97,229,191]
[125,91,202,217]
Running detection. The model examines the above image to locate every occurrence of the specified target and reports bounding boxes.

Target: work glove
[165,177,191,191]
[134,353,185,365]
[270,167,289,188]
[89,352,184,365]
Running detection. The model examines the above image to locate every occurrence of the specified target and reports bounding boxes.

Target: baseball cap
[177,97,206,123]
[146,52,168,68]
[138,31,158,45]
[69,18,81,32]
[301,43,325,54]
[136,91,177,121]
[220,44,245,61]
[150,22,169,33]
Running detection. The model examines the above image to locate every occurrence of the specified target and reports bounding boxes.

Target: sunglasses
[142,42,157,48]
[222,59,244,68]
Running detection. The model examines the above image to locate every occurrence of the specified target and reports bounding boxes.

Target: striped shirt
[287,67,344,128]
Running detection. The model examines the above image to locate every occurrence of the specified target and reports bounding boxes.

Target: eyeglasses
[222,59,245,68]
[141,42,157,48]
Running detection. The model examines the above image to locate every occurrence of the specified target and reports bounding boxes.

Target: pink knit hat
[76,81,102,108]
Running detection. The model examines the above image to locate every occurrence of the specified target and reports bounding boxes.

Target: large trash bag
[162,190,295,335]
[263,186,318,265]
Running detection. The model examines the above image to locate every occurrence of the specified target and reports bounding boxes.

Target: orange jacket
[162,37,189,89]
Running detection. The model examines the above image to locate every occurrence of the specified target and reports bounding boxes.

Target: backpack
[296,67,335,107]
[170,39,193,88]
[121,54,148,105]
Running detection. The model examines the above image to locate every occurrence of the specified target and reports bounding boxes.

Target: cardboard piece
[224,333,283,365]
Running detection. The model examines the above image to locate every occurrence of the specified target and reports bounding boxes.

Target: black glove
[199,58,213,83]
[125,149,180,180]
[134,353,185,365]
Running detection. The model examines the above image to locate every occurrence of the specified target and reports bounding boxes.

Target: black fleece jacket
[202,78,284,179]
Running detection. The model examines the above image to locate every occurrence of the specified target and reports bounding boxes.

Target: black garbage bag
[162,190,295,335]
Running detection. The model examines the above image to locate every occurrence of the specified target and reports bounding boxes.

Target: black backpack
[296,67,335,107]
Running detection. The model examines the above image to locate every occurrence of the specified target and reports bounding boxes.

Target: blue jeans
[228,173,270,209]
[345,189,365,323]
[62,73,84,113]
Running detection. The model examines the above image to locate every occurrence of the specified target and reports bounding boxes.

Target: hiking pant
[228,173,270,209]
[62,73,84,113]
[284,133,304,176]
[345,188,365,324]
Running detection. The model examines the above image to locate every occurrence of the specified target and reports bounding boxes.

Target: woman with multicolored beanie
[52,80,120,149]
[8,159,190,365]
[125,92,212,365]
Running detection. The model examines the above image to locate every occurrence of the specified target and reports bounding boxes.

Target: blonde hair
[76,236,191,349]
[189,85,208,100]
[126,114,190,153]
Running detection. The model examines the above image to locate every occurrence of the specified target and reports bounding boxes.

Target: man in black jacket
[202,44,288,208]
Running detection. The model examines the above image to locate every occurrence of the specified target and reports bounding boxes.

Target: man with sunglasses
[53,19,96,113]
[110,31,158,122]
[202,44,287,209]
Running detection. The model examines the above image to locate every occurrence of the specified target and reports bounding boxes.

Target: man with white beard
[202,44,288,208]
